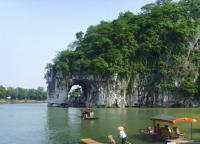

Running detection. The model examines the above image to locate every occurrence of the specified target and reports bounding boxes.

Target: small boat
[141,114,197,142]
[81,138,103,144]
[81,108,98,120]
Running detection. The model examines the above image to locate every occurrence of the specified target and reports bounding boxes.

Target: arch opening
[68,85,82,98]
[67,80,91,107]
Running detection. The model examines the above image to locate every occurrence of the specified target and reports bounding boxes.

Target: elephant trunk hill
[45,0,200,108]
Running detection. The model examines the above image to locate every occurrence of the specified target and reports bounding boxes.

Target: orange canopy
[150,114,197,124]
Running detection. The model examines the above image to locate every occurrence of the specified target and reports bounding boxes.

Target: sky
[0,0,157,89]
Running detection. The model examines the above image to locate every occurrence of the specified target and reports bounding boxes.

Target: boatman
[118,126,127,144]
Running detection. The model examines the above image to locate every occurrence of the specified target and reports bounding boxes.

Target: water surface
[0,104,200,144]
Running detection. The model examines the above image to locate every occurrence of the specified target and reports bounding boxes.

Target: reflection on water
[0,104,48,144]
[47,108,81,144]
[0,104,200,144]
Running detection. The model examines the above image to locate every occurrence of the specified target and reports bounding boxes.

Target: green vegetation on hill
[0,85,47,100]
[46,0,200,102]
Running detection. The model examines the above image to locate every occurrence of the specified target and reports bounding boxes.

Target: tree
[180,79,198,102]
[69,88,81,98]
[17,87,28,99]
[6,87,18,99]
[0,85,6,99]
[195,73,200,100]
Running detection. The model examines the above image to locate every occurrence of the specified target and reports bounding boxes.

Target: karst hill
[45,0,200,107]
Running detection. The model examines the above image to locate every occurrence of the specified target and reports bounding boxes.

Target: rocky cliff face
[47,70,199,107]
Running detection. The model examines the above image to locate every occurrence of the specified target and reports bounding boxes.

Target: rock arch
[46,73,135,108]
[46,71,193,108]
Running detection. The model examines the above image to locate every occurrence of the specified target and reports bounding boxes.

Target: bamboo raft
[83,117,98,120]
[81,138,103,144]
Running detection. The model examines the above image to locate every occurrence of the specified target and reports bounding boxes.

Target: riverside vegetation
[0,85,47,103]
[46,0,200,106]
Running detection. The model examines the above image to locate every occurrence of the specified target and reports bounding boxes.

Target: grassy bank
[0,99,47,104]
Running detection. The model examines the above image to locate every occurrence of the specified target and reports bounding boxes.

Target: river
[0,103,200,144]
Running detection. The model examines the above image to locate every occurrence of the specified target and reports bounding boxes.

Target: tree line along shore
[0,85,47,104]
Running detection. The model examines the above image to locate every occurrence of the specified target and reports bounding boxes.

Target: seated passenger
[154,124,161,140]
[154,124,161,134]
[172,127,183,138]
[146,126,154,134]
[161,125,172,140]
[107,135,116,144]
[90,111,94,118]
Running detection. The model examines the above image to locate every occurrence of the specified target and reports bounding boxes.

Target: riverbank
[0,99,47,104]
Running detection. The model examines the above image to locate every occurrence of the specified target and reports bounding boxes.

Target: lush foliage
[0,86,6,99]
[0,85,47,100]
[46,0,200,102]
[69,87,81,98]
[180,79,198,101]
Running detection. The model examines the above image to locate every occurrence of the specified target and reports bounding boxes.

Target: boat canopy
[150,114,197,124]
[81,108,94,113]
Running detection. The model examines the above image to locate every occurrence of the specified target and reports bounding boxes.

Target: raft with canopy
[150,114,197,140]
[150,114,197,124]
